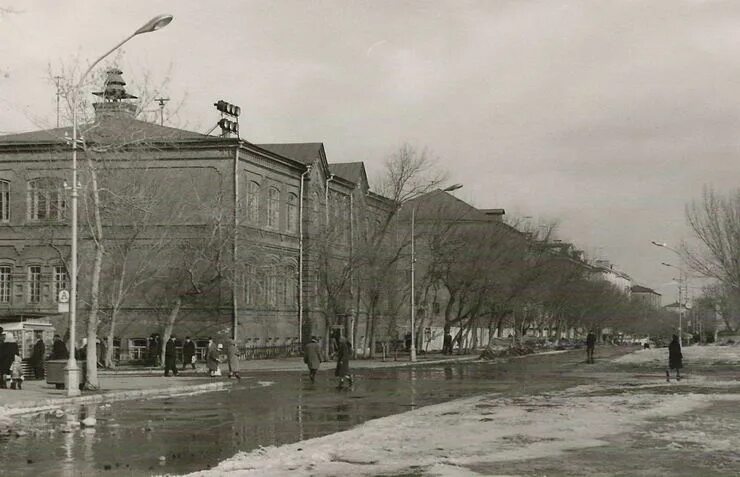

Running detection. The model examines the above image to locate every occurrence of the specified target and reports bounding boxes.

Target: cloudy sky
[1,1,738,302]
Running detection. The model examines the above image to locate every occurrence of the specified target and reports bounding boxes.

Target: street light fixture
[410,184,463,362]
[653,241,687,348]
[65,14,173,396]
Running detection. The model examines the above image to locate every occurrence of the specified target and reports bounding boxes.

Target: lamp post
[651,241,685,347]
[65,14,173,396]
[410,184,463,362]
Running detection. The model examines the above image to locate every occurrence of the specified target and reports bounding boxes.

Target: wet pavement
[0,347,631,476]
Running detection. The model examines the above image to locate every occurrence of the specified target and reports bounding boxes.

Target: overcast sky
[1,1,738,302]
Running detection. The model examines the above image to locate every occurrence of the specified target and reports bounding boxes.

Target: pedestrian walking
[666,334,683,382]
[442,330,453,355]
[182,336,196,370]
[0,329,6,389]
[404,331,412,352]
[9,352,23,390]
[164,335,179,377]
[227,339,241,380]
[586,331,596,364]
[334,336,353,388]
[50,334,69,360]
[30,335,46,379]
[303,337,324,383]
[206,339,221,377]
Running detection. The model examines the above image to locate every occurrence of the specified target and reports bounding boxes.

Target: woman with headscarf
[206,338,221,377]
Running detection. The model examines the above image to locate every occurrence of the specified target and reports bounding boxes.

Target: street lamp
[410,184,463,362]
[65,14,174,396]
[652,240,686,347]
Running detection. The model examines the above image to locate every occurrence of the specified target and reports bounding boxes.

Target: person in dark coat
[182,336,196,370]
[206,339,221,377]
[442,331,453,355]
[30,336,46,379]
[226,339,241,380]
[666,334,683,382]
[404,331,412,352]
[0,333,19,389]
[0,330,5,389]
[586,331,597,364]
[334,336,353,388]
[50,334,69,360]
[303,337,324,383]
[164,335,178,377]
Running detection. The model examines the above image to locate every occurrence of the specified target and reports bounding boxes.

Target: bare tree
[684,186,740,292]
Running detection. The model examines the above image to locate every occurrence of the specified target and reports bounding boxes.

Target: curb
[0,381,233,418]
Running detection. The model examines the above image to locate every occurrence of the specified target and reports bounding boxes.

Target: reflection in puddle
[0,352,589,476]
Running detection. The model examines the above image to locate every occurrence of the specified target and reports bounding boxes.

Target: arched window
[242,264,254,305]
[28,178,65,221]
[267,187,280,229]
[286,193,298,234]
[0,180,9,222]
[246,181,260,224]
[266,265,277,306]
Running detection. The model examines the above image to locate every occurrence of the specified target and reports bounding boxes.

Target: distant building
[631,285,662,309]
[591,259,632,295]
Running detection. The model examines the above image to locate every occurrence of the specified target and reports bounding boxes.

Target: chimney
[92,69,138,119]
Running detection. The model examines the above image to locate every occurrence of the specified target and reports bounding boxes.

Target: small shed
[1,318,55,359]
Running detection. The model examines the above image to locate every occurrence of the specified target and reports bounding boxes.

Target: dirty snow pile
[186,385,740,477]
[614,343,740,367]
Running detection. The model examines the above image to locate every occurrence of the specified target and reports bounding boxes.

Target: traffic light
[218,118,239,135]
[214,100,241,117]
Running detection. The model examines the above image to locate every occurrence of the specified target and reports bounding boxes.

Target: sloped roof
[0,115,207,144]
[258,143,324,165]
[631,285,661,295]
[329,162,369,191]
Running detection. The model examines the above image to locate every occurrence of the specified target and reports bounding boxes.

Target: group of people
[162,335,241,380]
[0,327,23,389]
[303,333,353,388]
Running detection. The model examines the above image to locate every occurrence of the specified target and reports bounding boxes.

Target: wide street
[1,344,736,476]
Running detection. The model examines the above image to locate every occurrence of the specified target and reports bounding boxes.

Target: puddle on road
[0,351,603,476]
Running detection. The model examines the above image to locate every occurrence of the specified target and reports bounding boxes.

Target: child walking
[10,353,24,390]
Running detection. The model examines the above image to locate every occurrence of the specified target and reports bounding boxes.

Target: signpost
[58,289,70,313]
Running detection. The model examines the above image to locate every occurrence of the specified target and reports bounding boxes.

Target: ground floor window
[128,338,148,361]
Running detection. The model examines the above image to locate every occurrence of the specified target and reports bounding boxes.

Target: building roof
[0,115,208,145]
[258,143,324,165]
[329,162,364,184]
[631,285,661,295]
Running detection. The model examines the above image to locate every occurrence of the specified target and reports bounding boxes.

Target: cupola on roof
[93,68,138,101]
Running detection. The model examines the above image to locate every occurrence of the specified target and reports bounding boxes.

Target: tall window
[285,265,297,306]
[53,265,67,302]
[242,264,254,305]
[0,180,8,222]
[286,193,298,233]
[28,178,65,221]
[27,265,41,303]
[267,187,280,229]
[0,265,10,303]
[265,266,277,306]
[246,181,260,224]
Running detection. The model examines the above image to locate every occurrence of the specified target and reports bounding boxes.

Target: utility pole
[154,97,169,126]
[54,76,63,128]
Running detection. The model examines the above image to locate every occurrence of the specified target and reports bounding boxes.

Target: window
[246,181,260,224]
[286,193,298,233]
[128,338,148,360]
[0,180,8,222]
[53,265,67,302]
[285,265,297,306]
[276,267,286,306]
[0,266,10,303]
[27,265,41,303]
[266,266,277,306]
[243,264,254,305]
[267,187,280,229]
[28,178,65,221]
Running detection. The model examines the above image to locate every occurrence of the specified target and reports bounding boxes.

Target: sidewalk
[0,353,479,417]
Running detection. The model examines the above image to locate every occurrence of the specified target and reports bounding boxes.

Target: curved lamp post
[651,240,685,348]
[410,183,463,362]
[66,14,173,396]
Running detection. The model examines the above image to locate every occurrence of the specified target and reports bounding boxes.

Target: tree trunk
[85,241,103,389]
[105,307,118,369]
[160,297,182,365]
